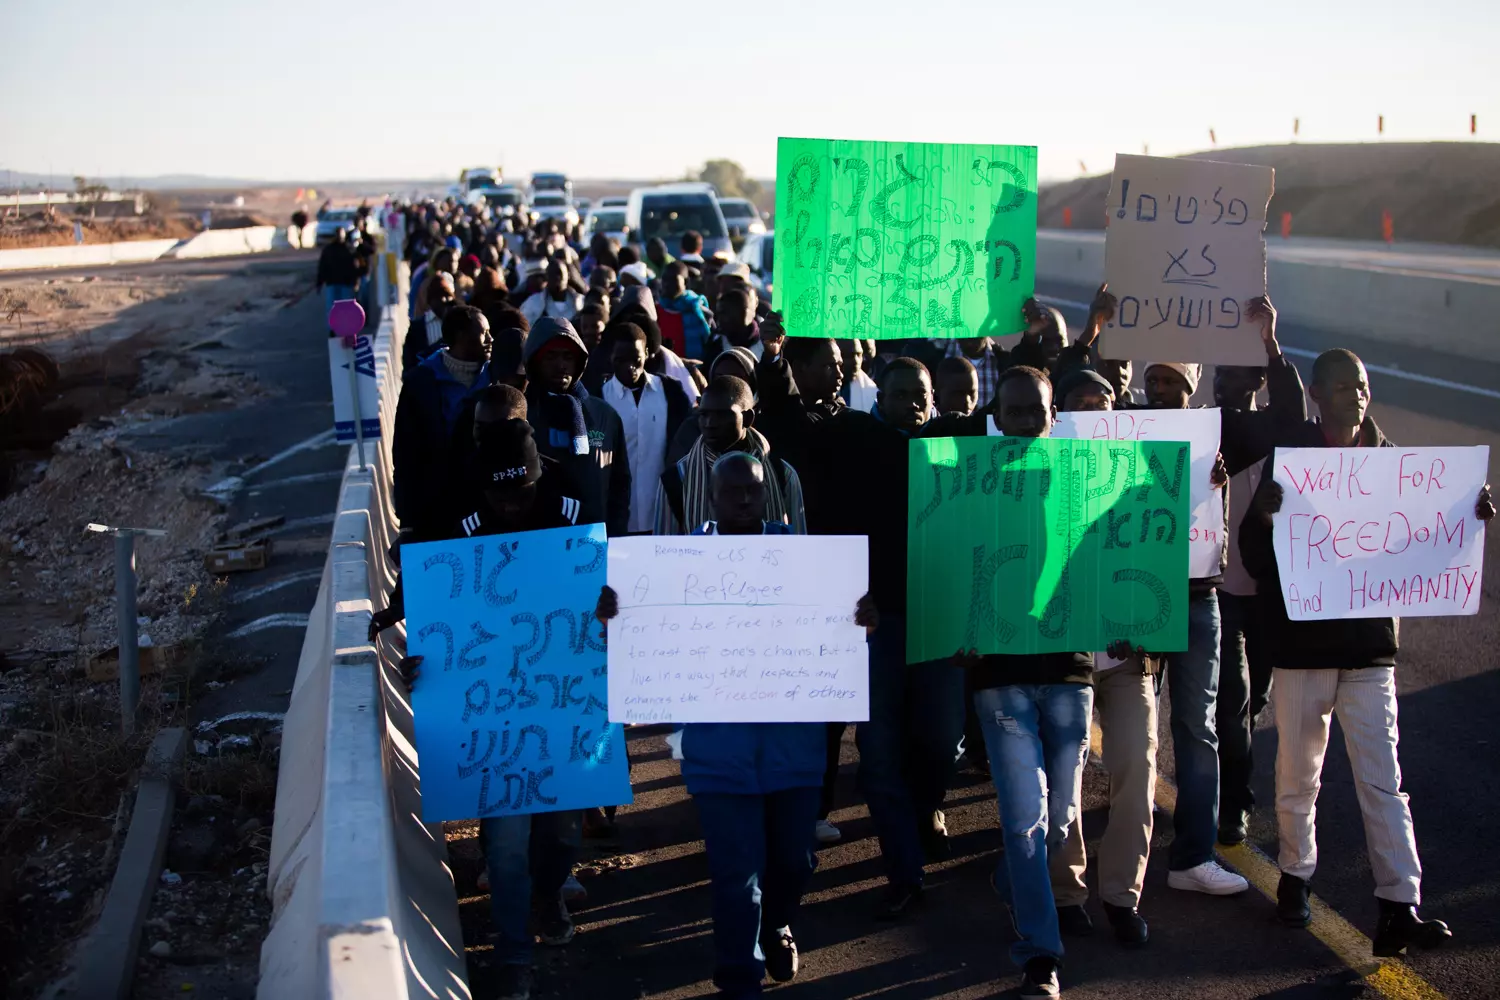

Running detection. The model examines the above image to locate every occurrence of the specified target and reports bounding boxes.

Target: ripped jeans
[974,683,1093,967]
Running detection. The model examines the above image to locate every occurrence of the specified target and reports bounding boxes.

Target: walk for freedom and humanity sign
[775,137,1038,342]
[907,437,1190,661]
[1100,154,1275,366]
[606,535,869,723]
[1271,446,1489,619]
[402,524,632,822]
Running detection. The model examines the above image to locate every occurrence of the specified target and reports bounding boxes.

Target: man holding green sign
[774,137,1037,341]
[906,365,1188,999]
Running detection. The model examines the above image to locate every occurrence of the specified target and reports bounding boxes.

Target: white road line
[248,469,346,490]
[201,428,340,500]
[230,569,323,604]
[1034,294,1500,401]
[226,612,310,638]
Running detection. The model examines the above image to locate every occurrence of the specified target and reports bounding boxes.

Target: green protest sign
[906,436,1189,662]
[774,137,1037,341]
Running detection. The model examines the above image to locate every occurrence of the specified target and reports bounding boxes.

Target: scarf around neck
[679,427,789,530]
[530,382,590,456]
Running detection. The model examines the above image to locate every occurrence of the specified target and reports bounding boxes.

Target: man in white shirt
[600,323,691,533]
[521,260,585,327]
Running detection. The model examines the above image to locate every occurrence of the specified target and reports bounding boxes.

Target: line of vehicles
[449,167,774,294]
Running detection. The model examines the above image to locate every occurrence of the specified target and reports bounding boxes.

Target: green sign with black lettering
[773,136,1037,340]
[906,436,1189,662]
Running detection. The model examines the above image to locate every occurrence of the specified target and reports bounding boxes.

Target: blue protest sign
[402,523,632,822]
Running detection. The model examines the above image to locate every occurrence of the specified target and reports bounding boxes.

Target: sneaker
[1276,873,1311,927]
[814,819,842,844]
[535,895,575,946]
[496,964,533,1000]
[919,809,951,861]
[476,867,490,893]
[1103,902,1148,946]
[1056,904,1093,937]
[761,926,799,982]
[1019,956,1061,999]
[1373,900,1452,957]
[1167,860,1249,896]
[561,875,588,905]
[875,882,924,921]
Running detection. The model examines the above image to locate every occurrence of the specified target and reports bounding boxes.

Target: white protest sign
[1272,446,1489,619]
[1100,154,1275,366]
[328,334,381,442]
[991,409,1225,578]
[606,535,869,724]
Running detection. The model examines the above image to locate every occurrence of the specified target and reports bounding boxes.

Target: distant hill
[1037,142,1500,249]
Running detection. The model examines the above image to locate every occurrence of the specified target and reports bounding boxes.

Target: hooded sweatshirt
[522,317,632,536]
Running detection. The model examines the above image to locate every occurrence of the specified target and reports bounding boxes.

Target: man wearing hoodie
[523,316,632,537]
[657,261,713,361]
[1138,296,1305,898]
[1241,347,1493,954]
[392,305,494,541]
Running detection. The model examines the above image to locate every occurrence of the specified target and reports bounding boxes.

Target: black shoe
[875,882,924,921]
[1373,900,1452,956]
[496,964,533,1000]
[1217,810,1249,846]
[1056,904,1093,937]
[534,894,575,946]
[761,926,798,982]
[1019,956,1061,999]
[1103,902,1149,946]
[1277,873,1312,927]
[920,809,952,861]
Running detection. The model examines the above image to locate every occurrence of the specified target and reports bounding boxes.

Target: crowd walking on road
[358,195,1495,1000]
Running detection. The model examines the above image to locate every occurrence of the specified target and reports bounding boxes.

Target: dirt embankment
[1038,141,1500,248]
[0,263,306,996]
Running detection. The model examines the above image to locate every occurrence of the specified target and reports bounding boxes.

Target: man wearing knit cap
[522,316,631,536]
[1141,295,1307,898]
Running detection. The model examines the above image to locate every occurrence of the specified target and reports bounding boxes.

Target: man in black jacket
[800,358,965,919]
[316,227,361,317]
[1242,347,1493,955]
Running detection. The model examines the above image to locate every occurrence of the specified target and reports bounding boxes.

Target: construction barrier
[261,258,470,1000]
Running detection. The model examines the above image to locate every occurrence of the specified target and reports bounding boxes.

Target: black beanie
[477,418,543,486]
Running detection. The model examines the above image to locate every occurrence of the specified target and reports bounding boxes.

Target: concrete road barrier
[162,225,280,259]
[0,238,183,271]
[1036,230,1500,362]
[261,261,469,1000]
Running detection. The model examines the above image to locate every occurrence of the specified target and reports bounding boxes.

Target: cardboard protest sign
[606,535,869,723]
[774,137,1037,342]
[1044,409,1225,578]
[402,524,632,822]
[1100,154,1275,366]
[907,436,1189,661]
[328,333,381,442]
[1271,446,1489,619]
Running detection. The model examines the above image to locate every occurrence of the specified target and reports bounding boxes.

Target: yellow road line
[1088,723,1446,1000]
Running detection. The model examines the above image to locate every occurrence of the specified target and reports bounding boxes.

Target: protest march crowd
[341,164,1497,1000]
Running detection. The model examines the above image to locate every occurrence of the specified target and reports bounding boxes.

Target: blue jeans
[855,614,966,887]
[322,283,356,318]
[479,810,581,966]
[975,683,1093,967]
[695,787,822,997]
[1163,590,1223,869]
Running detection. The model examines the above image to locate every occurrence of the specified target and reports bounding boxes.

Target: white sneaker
[814,819,842,844]
[1167,860,1249,896]
[562,875,588,904]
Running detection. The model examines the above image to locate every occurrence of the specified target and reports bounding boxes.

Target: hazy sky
[3,0,1495,185]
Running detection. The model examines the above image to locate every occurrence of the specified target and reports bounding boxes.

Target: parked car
[315,207,380,246]
[529,172,573,202]
[626,184,733,260]
[718,197,766,240]
[583,207,629,247]
[738,230,774,296]
[531,192,579,229]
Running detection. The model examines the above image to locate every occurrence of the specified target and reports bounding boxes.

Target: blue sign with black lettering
[403,523,632,821]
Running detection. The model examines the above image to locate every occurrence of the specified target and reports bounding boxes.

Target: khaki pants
[1053,664,1158,908]
[1272,666,1422,904]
